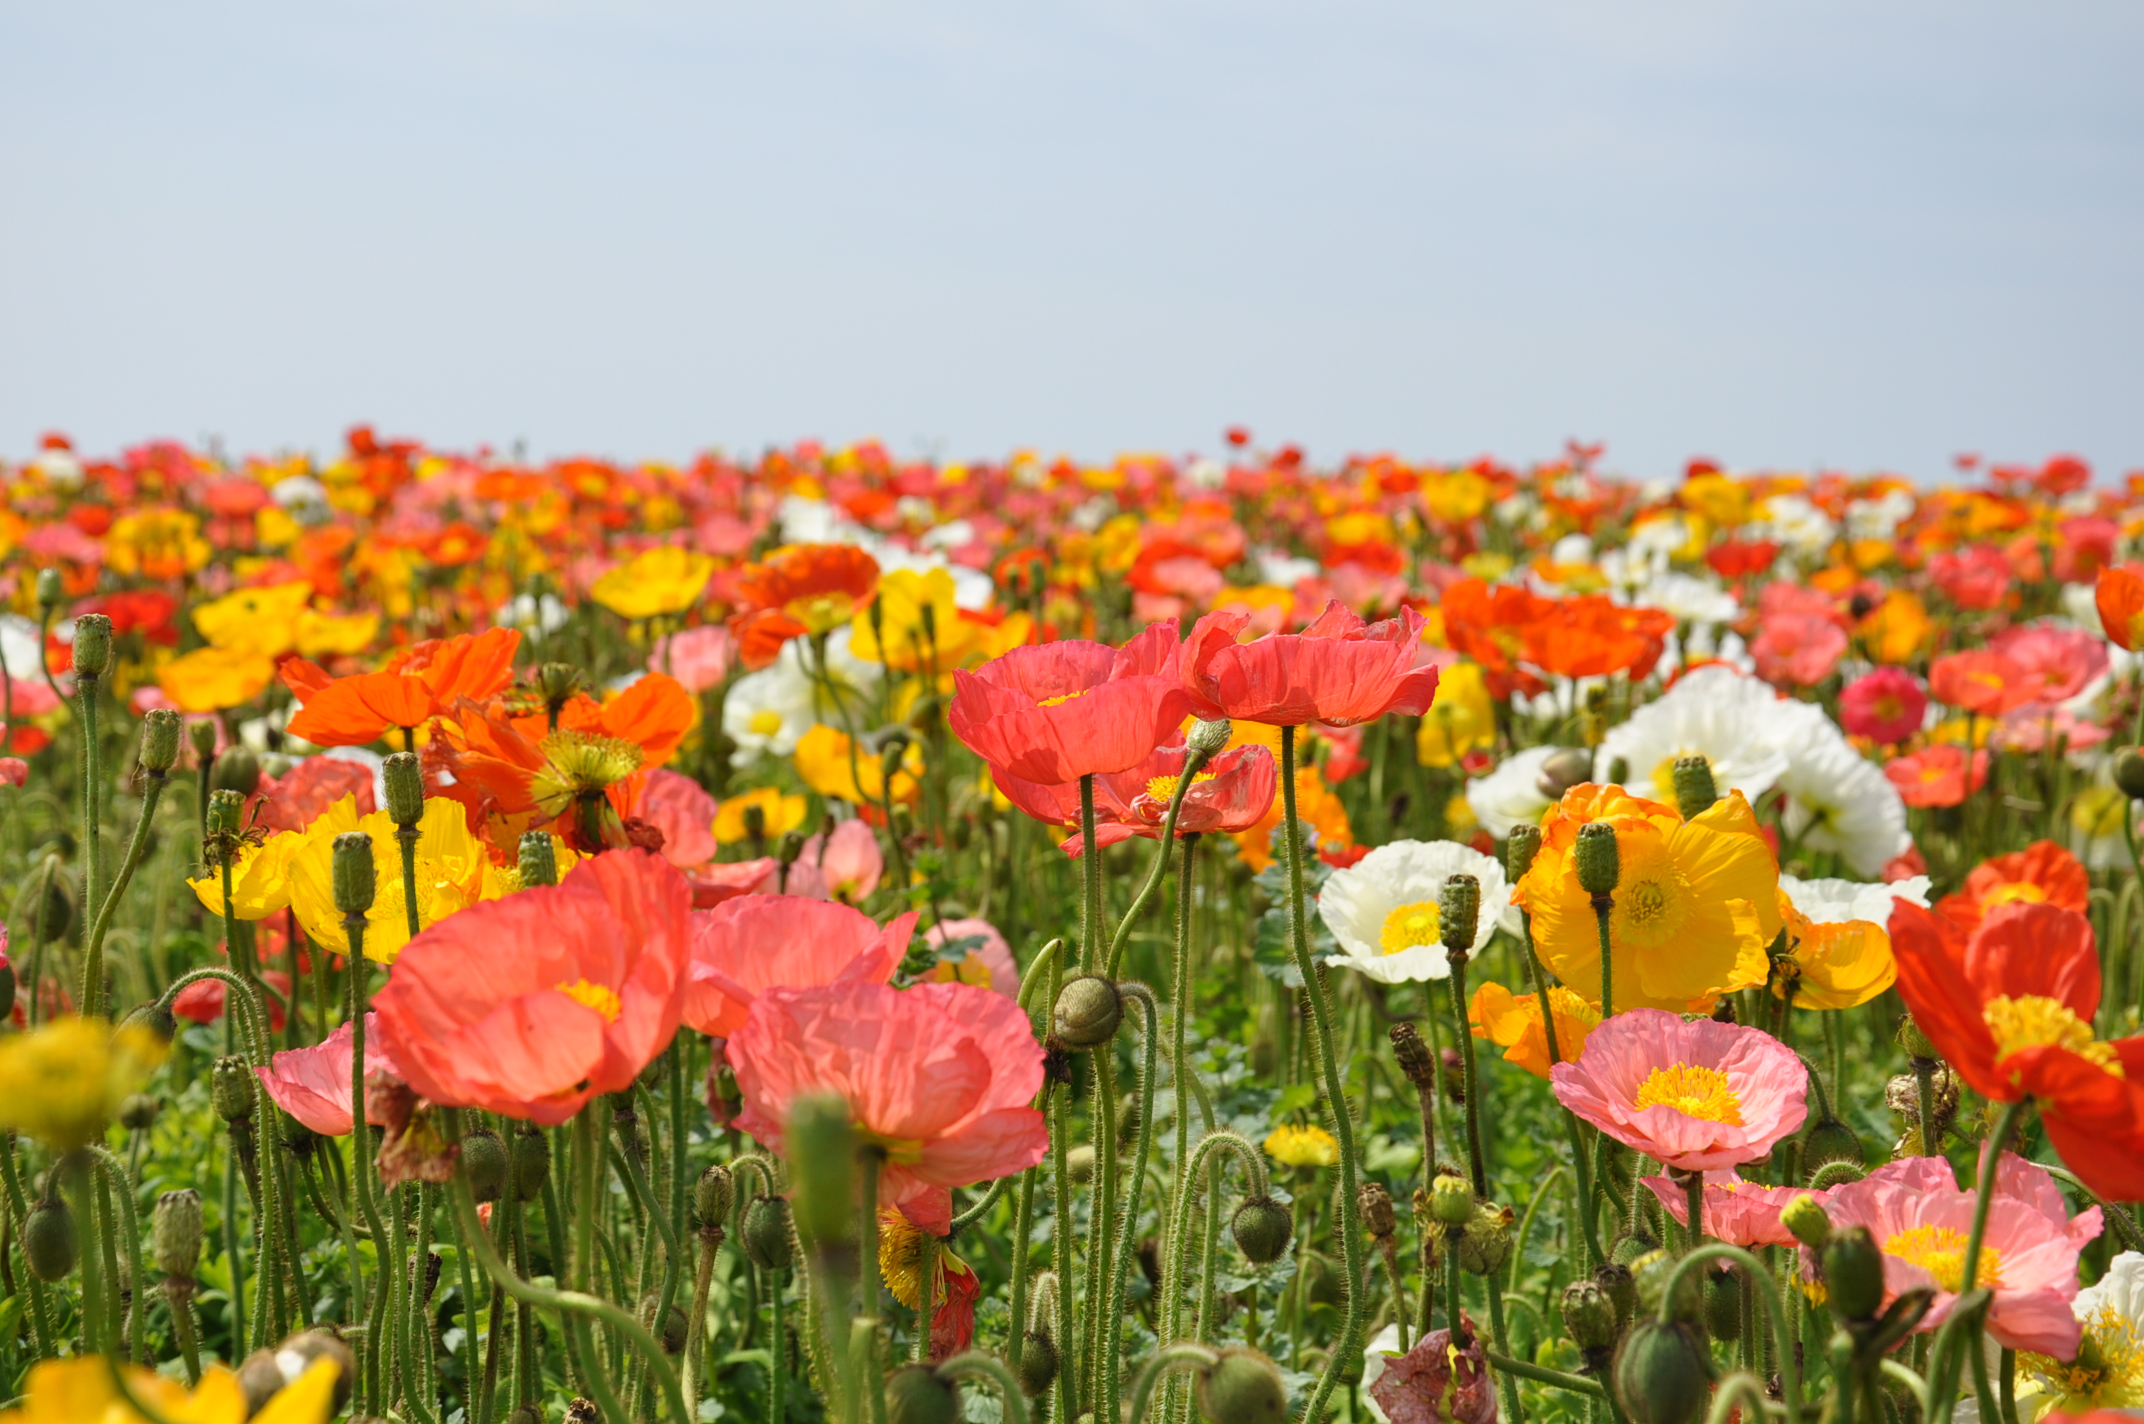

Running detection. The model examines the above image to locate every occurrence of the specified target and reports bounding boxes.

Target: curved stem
[1652,1242,1800,1424]
[1015,938,1065,1018]
[82,769,167,1017]
[1100,983,1162,1422]
[1126,1343,1221,1424]
[1485,1350,1606,1398]
[156,967,271,1067]
[937,1352,1032,1424]
[1103,750,1209,977]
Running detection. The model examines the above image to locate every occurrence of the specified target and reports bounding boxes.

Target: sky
[2,1,2140,481]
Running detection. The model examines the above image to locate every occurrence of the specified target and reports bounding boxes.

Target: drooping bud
[695,1164,736,1227]
[1438,874,1481,954]
[511,1124,551,1202]
[1187,718,1233,757]
[517,832,558,890]
[34,568,63,611]
[1802,1117,1864,1175]
[1015,1330,1059,1397]
[1614,1320,1711,1424]
[1823,1224,1886,1321]
[742,1195,794,1270]
[786,1093,856,1246]
[210,744,260,796]
[1705,1265,1742,1342]
[1198,1348,1290,1424]
[1230,1196,1294,1264]
[640,1295,690,1353]
[1505,823,1542,883]
[121,999,176,1046]
[1575,822,1620,898]
[140,709,184,774]
[118,1093,159,1132]
[1429,1174,1475,1227]
[884,1365,960,1424]
[1671,756,1719,820]
[460,1129,510,1204]
[1561,1278,1619,1353]
[2117,749,2144,802]
[878,731,913,788]
[25,1197,78,1282]
[212,1056,256,1122]
[70,614,113,680]
[153,1188,204,1277]
[1051,974,1123,1051]
[383,752,425,827]
[742,803,767,844]
[1390,1022,1435,1087]
[332,832,377,916]
[1781,1193,1833,1249]
[205,788,246,838]
[1535,747,1594,801]
[1358,1182,1397,1239]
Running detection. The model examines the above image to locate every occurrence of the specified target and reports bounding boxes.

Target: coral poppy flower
[1549,1008,1807,1172]
[1640,1170,1815,1248]
[726,543,882,670]
[1817,1153,2100,1357]
[1517,785,1781,1013]
[255,1014,396,1136]
[795,819,885,902]
[1468,982,1600,1078]
[949,621,1191,784]
[1840,668,1929,745]
[1884,743,1989,808]
[284,627,522,747]
[1752,612,1849,688]
[683,896,920,1038]
[728,979,1047,1234]
[636,768,719,869]
[1935,840,2089,935]
[373,850,696,1125]
[1989,622,2110,707]
[1181,601,1440,727]
[2096,565,2144,652]
[992,740,1278,855]
[251,755,379,834]
[1441,577,1553,698]
[1889,900,2144,1201]
[1928,649,2037,718]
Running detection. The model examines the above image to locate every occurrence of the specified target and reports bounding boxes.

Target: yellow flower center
[2021,1305,2144,1412]
[1633,1063,1744,1125]
[1883,1224,2001,1292]
[1607,840,1691,950]
[783,591,860,633]
[1983,994,2123,1076]
[1380,901,1442,955]
[555,978,623,1022]
[1037,688,1090,709]
[1145,771,1217,802]
[748,709,785,737]
[1984,880,2047,909]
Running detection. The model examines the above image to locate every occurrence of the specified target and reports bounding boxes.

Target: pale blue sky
[2,1,2139,479]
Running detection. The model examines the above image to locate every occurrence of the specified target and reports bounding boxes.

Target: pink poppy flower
[1641,1170,1817,1248]
[728,979,1048,1233]
[1930,650,2037,717]
[683,895,920,1038]
[1752,613,1848,688]
[922,918,1020,996]
[1931,546,2014,611]
[650,625,735,694]
[681,858,782,908]
[256,1014,397,1136]
[1550,1008,1807,1172]
[1840,668,1928,745]
[0,758,25,788]
[1180,600,1440,727]
[1989,623,2109,707]
[637,768,719,869]
[372,849,696,1125]
[1817,1152,2101,1356]
[997,740,1280,856]
[1885,745,1988,809]
[948,621,1191,784]
[1995,707,2111,754]
[796,818,884,902]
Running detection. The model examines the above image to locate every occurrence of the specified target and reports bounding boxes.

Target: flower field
[2,427,2144,1424]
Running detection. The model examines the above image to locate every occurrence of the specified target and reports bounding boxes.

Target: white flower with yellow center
[721,625,879,767]
[1956,1252,2144,1424]
[1316,840,1511,984]
[1593,666,1791,805]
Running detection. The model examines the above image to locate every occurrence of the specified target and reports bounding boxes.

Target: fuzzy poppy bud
[1897,1015,1940,1062]
[1614,1320,1711,1424]
[885,1365,959,1424]
[514,831,558,890]
[1802,1117,1863,1174]
[153,1188,204,1278]
[1705,1265,1742,1341]
[2117,750,2144,802]
[1595,1262,1637,1328]
[878,732,913,786]
[382,752,425,828]
[188,719,218,761]
[1575,822,1620,898]
[212,1055,256,1121]
[121,1000,176,1046]
[696,1164,736,1226]
[1631,1248,1701,1324]
[1359,1181,1397,1239]
[1429,1173,1475,1227]
[776,829,807,866]
[1562,1278,1618,1352]
[70,614,113,680]
[511,1124,550,1202]
[1390,1022,1435,1086]
[742,1195,794,1270]
[1823,1224,1886,1321]
[1611,1232,1660,1266]
[25,1197,78,1282]
[1781,1193,1832,1249]
[1671,756,1719,820]
[1231,1195,1294,1264]
[1016,1331,1059,1397]
[1051,974,1123,1051]
[1458,1202,1515,1276]
[1438,874,1481,954]
[741,803,767,843]
[211,744,260,796]
[1535,746,1594,800]
[332,832,377,916]
[119,1093,159,1132]
[1065,1144,1096,1184]
[786,1093,856,1245]
[1198,1348,1289,1424]
[140,709,184,774]
[640,1295,690,1353]
[1506,823,1541,883]
[205,787,246,838]
[34,568,63,611]
[459,1128,510,1204]
[1187,718,1233,757]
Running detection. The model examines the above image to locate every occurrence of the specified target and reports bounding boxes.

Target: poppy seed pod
[1897,1015,1940,1062]
[25,1197,78,1282]
[332,832,377,916]
[1429,1174,1476,1226]
[205,787,246,838]
[786,1093,856,1245]
[70,613,113,680]
[1186,717,1234,756]
[1198,1349,1290,1424]
[154,1188,204,1278]
[459,1129,510,1203]
[2117,749,2144,802]
[1438,874,1481,954]
[885,1365,959,1424]
[121,1000,176,1046]
[1594,1262,1637,1328]
[140,709,184,774]
[35,567,63,610]
[695,1163,736,1226]
[1823,1224,1886,1322]
[1575,822,1621,898]
[517,831,558,890]
[1561,1278,1618,1352]
[1671,755,1719,820]
[1016,1330,1059,1397]
[383,752,425,827]
[1506,823,1542,883]
[1802,1117,1863,1174]
[1051,974,1123,1051]
[1230,1195,1294,1264]
[1359,1181,1397,1239]
[1458,1202,1515,1276]
[536,661,583,711]
[1631,1249,1702,1324]
[1390,1022,1434,1087]
[511,1124,551,1202]
[1705,1266,1742,1342]
[1614,1320,1711,1424]
[210,745,260,797]
[742,1195,794,1270]
[188,718,218,760]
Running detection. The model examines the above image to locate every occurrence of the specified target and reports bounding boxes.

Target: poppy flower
[949,621,1190,784]
[1752,612,1849,688]
[1840,668,1929,745]
[1987,622,2109,708]
[1640,1170,1815,1248]
[373,849,696,1125]
[174,970,292,1033]
[1365,1318,1498,1424]
[1928,650,2037,718]
[251,755,379,834]
[712,787,808,843]
[158,645,279,714]
[2095,565,2144,651]
[1884,744,1988,809]
[1889,900,2144,1201]
[993,739,1278,855]
[726,543,882,670]
[683,895,920,1038]
[1774,874,1928,1010]
[794,724,923,806]
[1468,982,1600,1078]
[1934,840,2089,936]
[727,978,1047,1234]
[283,796,489,963]
[1525,595,1675,682]
[255,1014,397,1136]
[1230,762,1355,872]
[795,818,885,902]
[877,1206,982,1361]
[591,545,716,621]
[1181,600,1440,727]
[284,627,522,747]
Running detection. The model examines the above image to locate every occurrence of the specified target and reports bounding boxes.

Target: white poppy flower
[1466,744,1560,839]
[1317,840,1511,984]
[1595,665,1792,804]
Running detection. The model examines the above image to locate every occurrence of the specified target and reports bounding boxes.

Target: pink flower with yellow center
[1549,1008,1807,1172]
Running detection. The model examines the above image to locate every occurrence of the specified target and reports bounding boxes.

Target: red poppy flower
[948,621,1191,784]
[1935,840,2089,936]
[995,740,1278,855]
[1884,744,1987,809]
[1890,900,2144,1200]
[683,896,920,1038]
[1928,650,2036,718]
[1181,600,1441,728]
[724,544,882,670]
[372,850,695,1125]
[284,627,522,747]
[2095,565,2144,652]
[1440,578,1552,698]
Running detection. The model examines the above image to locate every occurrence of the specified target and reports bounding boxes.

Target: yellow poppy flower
[1264,1124,1340,1169]
[591,546,716,620]
[1516,785,1781,1013]
[190,581,313,657]
[104,509,210,579]
[1468,982,1600,1079]
[190,835,296,921]
[294,607,380,658]
[0,1353,338,1424]
[1416,660,1495,769]
[712,787,809,843]
[0,1018,169,1153]
[848,569,992,672]
[479,836,584,898]
[284,797,489,963]
[157,645,278,713]
[794,724,922,806]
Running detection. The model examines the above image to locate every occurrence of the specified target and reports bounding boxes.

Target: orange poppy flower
[1441,577,1551,698]
[1935,840,2089,937]
[2095,564,2144,651]
[725,544,882,670]
[1523,595,1674,681]
[1927,649,2036,718]
[283,627,522,747]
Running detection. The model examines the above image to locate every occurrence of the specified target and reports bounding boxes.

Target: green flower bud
[120,1000,176,1046]
[1438,873,1481,954]
[188,719,218,759]
[212,1055,256,1122]
[1230,1196,1294,1265]
[460,1129,510,1204]
[1198,1349,1289,1424]
[153,1188,205,1278]
[1016,1331,1059,1398]
[1065,1145,1095,1185]
[640,1295,689,1353]
[1671,756,1719,820]
[742,1195,794,1270]
[1506,824,1542,883]
[1606,755,1631,785]
[1561,1278,1619,1352]
[140,709,184,774]
[118,1093,159,1132]
[742,803,767,843]
[205,787,246,837]
[695,1164,736,1227]
[1187,718,1233,757]
[517,832,559,890]
[1614,1320,1711,1424]
[70,614,113,680]
[1611,1232,1661,1266]
[511,1125,551,1203]
[786,1093,856,1246]
[1595,1262,1637,1329]
[1802,1117,1864,1176]
[777,829,807,866]
[25,1197,78,1282]
[1429,1173,1476,1226]
[1051,974,1123,1051]
[1781,1193,1833,1249]
[1705,1265,1742,1342]
[1630,1248,1701,1324]
[878,733,912,786]
[382,752,425,827]
[1576,822,1621,898]
[1897,1015,1940,1062]
[34,568,63,611]
[1823,1224,1886,1321]
[2117,749,2144,802]
[332,832,377,916]
[1458,1201,1515,1277]
[885,1365,959,1424]
[537,662,584,710]
[211,745,260,796]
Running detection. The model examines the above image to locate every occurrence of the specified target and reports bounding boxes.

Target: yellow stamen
[1633,1063,1744,1125]
[1145,771,1217,802]
[1984,994,2123,1076]
[1038,688,1090,709]
[748,709,784,737]
[1380,901,1442,955]
[1883,1224,2001,1292]
[1984,880,2048,909]
[2020,1304,2144,1412]
[555,978,623,1022]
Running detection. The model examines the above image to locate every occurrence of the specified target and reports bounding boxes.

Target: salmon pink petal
[639,768,719,868]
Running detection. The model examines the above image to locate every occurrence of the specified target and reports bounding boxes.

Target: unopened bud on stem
[331,833,377,916]
[1671,756,1719,820]
[383,752,425,827]
[1506,823,1541,883]
[1186,718,1233,757]
[1576,822,1621,899]
[1438,874,1480,955]
[71,614,112,680]
[140,709,183,774]
[517,832,558,889]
